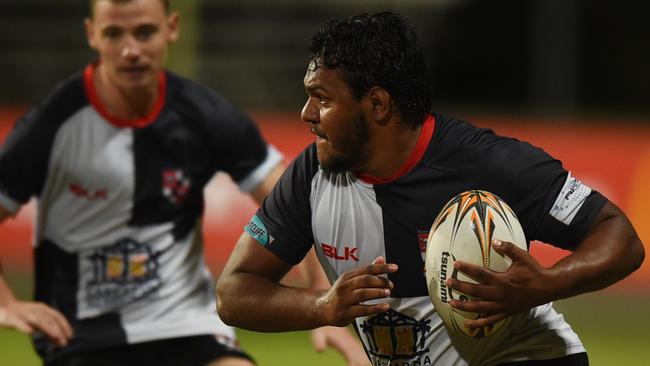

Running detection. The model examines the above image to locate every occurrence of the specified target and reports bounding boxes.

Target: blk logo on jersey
[360,309,432,364]
[86,239,162,310]
[69,183,107,200]
[162,168,191,205]
[321,243,359,261]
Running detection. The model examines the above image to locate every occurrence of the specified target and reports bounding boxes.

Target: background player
[0,0,366,365]
[216,11,644,365]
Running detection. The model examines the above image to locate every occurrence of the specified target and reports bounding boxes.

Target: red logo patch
[69,183,107,200]
[162,169,190,205]
[417,231,429,253]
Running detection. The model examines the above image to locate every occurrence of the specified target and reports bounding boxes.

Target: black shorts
[497,352,589,366]
[44,335,255,366]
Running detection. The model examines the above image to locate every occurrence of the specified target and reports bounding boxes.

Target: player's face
[85,0,178,92]
[301,61,371,173]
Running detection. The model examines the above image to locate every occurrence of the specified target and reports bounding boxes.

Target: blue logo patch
[245,215,271,246]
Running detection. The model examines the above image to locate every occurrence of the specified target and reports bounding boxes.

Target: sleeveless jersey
[248,114,606,365]
[0,64,282,361]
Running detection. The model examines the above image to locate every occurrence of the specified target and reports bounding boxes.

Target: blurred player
[216,11,644,365]
[0,0,366,365]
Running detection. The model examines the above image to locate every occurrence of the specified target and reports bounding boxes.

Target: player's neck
[94,65,158,120]
[359,120,423,180]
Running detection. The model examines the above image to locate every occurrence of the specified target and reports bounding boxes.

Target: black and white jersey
[0,64,282,361]
[247,114,606,366]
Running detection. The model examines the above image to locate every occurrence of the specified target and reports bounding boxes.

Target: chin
[318,152,354,174]
[118,77,154,91]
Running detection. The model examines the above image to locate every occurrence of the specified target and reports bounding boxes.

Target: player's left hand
[310,326,370,366]
[445,239,554,329]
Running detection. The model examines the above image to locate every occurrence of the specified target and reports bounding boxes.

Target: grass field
[1,293,649,365]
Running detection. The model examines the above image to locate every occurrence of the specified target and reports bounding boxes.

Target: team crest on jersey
[86,238,162,309]
[417,230,429,254]
[360,309,432,364]
[162,168,191,205]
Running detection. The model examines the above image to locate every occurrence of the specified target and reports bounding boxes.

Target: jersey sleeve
[244,144,318,265]
[454,123,607,250]
[0,111,39,212]
[0,77,86,212]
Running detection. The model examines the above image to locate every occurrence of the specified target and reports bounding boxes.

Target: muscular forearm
[217,272,328,332]
[218,233,395,331]
[548,203,644,300]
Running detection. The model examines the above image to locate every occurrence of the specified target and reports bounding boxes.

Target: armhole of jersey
[238,145,283,192]
[0,192,21,213]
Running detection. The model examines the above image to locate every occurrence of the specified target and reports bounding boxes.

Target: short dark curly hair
[308,12,432,127]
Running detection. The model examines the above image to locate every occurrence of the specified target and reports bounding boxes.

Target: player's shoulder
[164,71,259,138]
[287,143,319,176]
[428,113,533,160]
[26,70,88,124]
[165,71,237,117]
[431,113,499,148]
[426,112,560,177]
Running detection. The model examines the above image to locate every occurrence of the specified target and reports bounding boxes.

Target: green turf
[554,293,650,366]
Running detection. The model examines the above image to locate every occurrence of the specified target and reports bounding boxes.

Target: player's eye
[315,95,328,105]
[102,27,123,40]
[319,97,332,108]
[134,25,158,41]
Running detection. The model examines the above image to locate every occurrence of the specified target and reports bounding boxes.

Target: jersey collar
[357,114,435,185]
[84,62,166,128]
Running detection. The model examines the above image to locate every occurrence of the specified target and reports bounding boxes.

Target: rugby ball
[424,190,527,338]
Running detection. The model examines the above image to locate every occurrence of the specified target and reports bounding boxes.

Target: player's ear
[365,86,393,125]
[167,11,180,43]
[85,18,98,49]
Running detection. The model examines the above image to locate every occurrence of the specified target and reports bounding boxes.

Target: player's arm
[0,204,73,347]
[299,248,370,366]
[448,200,644,328]
[216,232,396,332]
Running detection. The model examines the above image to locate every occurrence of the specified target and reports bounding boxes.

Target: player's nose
[301,98,319,124]
[120,38,141,60]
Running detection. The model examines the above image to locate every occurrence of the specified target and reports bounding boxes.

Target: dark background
[1,0,648,119]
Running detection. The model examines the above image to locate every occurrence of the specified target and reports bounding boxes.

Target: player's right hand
[0,300,73,347]
[316,256,397,327]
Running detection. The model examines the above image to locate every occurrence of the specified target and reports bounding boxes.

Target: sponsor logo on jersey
[69,183,107,200]
[360,309,432,365]
[321,243,359,261]
[162,168,190,205]
[86,238,162,309]
[549,172,592,225]
[245,215,273,246]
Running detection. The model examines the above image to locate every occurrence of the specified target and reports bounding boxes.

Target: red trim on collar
[357,114,435,185]
[83,63,166,128]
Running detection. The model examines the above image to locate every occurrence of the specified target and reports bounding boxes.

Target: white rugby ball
[424,190,527,338]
